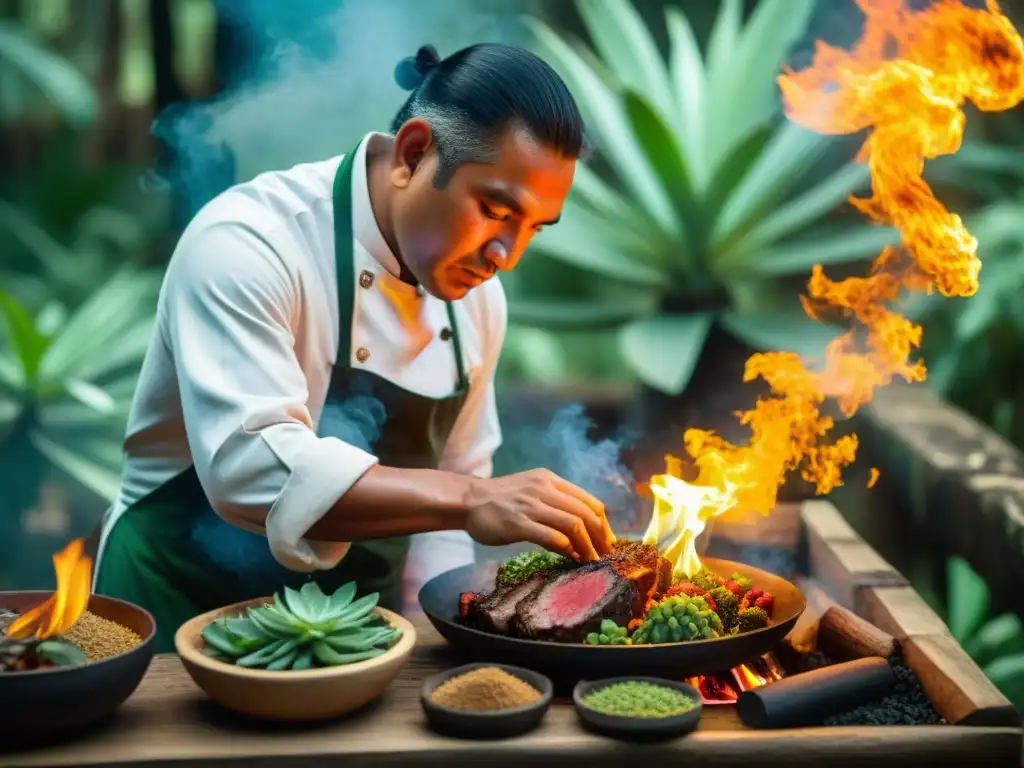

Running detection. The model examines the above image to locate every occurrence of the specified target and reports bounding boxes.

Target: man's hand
[463,469,615,561]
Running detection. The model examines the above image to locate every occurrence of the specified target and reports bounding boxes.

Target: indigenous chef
[92,42,615,652]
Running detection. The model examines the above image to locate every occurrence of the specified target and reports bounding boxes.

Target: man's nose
[482,240,512,272]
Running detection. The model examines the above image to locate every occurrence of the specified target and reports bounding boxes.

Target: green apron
[94,141,471,653]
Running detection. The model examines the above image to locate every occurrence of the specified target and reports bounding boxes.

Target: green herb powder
[581,681,698,718]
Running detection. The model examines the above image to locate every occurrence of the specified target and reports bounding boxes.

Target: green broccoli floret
[737,607,769,632]
[585,618,631,646]
[631,595,723,645]
[689,569,720,592]
[708,586,739,631]
[496,551,573,588]
[730,572,753,593]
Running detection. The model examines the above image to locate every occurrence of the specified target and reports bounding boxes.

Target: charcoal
[465,573,547,633]
[510,561,637,643]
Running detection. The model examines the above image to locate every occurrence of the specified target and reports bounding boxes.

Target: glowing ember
[687,653,785,704]
[5,539,92,640]
[644,0,1024,577]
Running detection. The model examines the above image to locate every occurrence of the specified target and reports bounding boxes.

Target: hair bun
[394,44,440,91]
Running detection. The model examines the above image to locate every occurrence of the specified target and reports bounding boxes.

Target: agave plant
[514,0,899,398]
[200,582,402,671]
[0,269,161,535]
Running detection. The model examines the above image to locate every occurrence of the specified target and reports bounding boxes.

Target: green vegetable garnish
[496,551,574,588]
[708,586,740,631]
[581,681,698,718]
[738,606,770,632]
[632,595,722,644]
[35,639,87,667]
[200,581,401,671]
[585,618,631,645]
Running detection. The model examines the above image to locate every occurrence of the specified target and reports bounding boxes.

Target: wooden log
[903,634,1021,727]
[856,586,953,641]
[817,604,898,662]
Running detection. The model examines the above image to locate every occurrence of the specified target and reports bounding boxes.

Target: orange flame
[5,538,92,640]
[645,0,1024,576]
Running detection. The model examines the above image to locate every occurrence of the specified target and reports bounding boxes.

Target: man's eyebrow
[481,186,560,225]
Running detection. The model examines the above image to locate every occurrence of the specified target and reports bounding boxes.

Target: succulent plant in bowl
[200,582,402,672]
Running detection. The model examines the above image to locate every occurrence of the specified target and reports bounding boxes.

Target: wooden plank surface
[5,614,1020,768]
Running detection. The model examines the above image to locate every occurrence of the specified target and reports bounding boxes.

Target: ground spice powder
[430,666,542,711]
[61,611,142,661]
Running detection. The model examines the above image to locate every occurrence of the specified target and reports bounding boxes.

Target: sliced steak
[465,572,548,633]
[511,561,637,643]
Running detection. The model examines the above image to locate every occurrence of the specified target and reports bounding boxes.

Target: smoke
[494,402,638,530]
[149,0,531,219]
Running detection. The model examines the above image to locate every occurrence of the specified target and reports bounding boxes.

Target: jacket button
[358,270,374,289]
[440,327,452,341]
[356,347,370,362]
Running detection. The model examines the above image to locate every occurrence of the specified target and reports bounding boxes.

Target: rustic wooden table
[5,502,1023,768]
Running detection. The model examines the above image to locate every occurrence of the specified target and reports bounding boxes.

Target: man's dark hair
[390,43,587,187]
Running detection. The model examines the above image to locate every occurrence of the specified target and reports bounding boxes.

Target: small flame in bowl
[5,538,92,640]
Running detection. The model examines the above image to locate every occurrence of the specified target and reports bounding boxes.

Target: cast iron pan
[418,556,805,685]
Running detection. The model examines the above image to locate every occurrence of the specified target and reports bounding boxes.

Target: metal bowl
[418,557,804,686]
[0,591,156,744]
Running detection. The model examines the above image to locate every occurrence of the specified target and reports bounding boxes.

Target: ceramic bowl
[573,676,703,740]
[175,596,416,721]
[0,591,156,743]
[420,662,553,739]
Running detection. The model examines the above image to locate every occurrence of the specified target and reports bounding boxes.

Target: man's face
[388,120,576,301]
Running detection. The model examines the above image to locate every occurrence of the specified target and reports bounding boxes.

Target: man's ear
[391,118,433,189]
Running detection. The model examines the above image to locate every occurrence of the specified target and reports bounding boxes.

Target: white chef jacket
[94,132,506,583]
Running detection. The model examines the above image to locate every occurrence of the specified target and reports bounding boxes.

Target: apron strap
[332,139,468,392]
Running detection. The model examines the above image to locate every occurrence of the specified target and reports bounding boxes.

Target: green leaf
[665,7,706,186]
[947,556,990,643]
[702,123,775,225]
[982,652,1024,709]
[618,312,713,395]
[728,163,874,256]
[569,164,653,236]
[299,581,330,623]
[943,141,1024,181]
[528,200,670,288]
[623,90,699,248]
[574,0,676,125]
[28,429,123,501]
[964,613,1024,668]
[0,201,75,276]
[730,225,900,279]
[713,121,832,245]
[38,269,160,384]
[328,581,357,613]
[35,639,87,667]
[720,309,845,360]
[508,296,652,331]
[524,17,677,235]
[704,0,741,115]
[0,21,97,126]
[64,379,116,414]
[202,620,248,656]
[283,586,316,624]
[718,0,816,156]
[0,289,47,382]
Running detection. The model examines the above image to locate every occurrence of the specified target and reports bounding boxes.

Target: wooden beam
[857,586,953,642]
[803,500,909,608]
[902,634,1020,727]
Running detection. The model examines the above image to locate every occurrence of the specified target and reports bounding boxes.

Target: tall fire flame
[5,538,92,640]
[645,0,1024,579]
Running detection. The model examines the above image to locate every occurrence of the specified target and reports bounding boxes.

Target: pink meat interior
[539,568,612,627]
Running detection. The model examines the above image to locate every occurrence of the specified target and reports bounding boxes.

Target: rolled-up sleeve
[161,220,377,572]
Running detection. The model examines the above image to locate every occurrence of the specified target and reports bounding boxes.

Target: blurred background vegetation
[1,0,1023,706]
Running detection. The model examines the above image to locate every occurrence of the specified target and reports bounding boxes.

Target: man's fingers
[527,504,600,562]
[541,488,612,557]
[517,519,575,560]
[550,478,615,554]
